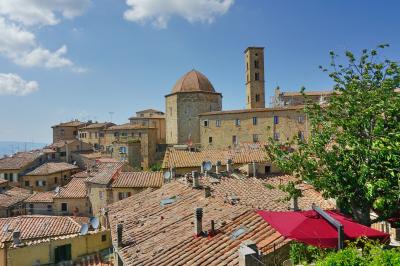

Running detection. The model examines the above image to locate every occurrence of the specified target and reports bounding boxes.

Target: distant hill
[0,141,48,157]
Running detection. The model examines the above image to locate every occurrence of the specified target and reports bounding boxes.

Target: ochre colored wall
[200,108,308,149]
[3,230,111,266]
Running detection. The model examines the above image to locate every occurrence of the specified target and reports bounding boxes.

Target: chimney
[200,161,205,173]
[291,196,300,211]
[215,161,221,174]
[226,159,233,174]
[204,186,211,198]
[194,208,203,236]
[238,240,259,266]
[192,171,200,188]
[209,220,215,236]
[252,161,257,178]
[12,230,21,246]
[117,223,123,248]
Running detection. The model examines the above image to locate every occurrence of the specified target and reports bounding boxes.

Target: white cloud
[0,1,90,70]
[124,0,234,29]
[0,73,39,96]
[0,0,91,26]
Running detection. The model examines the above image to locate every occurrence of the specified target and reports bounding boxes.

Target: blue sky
[0,0,399,143]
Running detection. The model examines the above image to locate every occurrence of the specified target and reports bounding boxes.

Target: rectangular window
[203,120,209,127]
[298,116,305,123]
[255,94,260,102]
[216,119,221,127]
[99,132,104,137]
[274,116,279,124]
[24,180,29,187]
[54,177,58,183]
[235,119,240,126]
[47,205,52,211]
[274,132,280,141]
[118,192,131,200]
[55,244,71,263]
[252,117,258,125]
[298,131,305,141]
[4,173,8,181]
[253,134,259,143]
[254,60,259,69]
[209,137,213,144]
[99,191,104,200]
[255,72,260,81]
[61,203,68,212]
[232,135,238,145]
[102,234,107,242]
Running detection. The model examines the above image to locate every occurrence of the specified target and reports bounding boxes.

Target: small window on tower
[254,60,259,69]
[203,120,209,127]
[209,137,213,144]
[255,94,260,102]
[255,73,260,81]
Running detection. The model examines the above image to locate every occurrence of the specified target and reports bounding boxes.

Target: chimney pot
[192,171,200,188]
[194,208,203,236]
[204,186,211,198]
[117,223,123,247]
[291,196,300,211]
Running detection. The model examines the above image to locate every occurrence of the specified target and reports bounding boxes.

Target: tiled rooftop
[108,175,335,265]
[0,215,87,247]
[52,120,85,128]
[0,187,32,208]
[0,151,43,170]
[106,123,156,131]
[25,191,55,203]
[47,139,78,149]
[80,122,115,130]
[85,162,125,185]
[55,177,88,199]
[162,143,268,169]
[25,162,78,176]
[111,172,163,188]
[199,105,304,116]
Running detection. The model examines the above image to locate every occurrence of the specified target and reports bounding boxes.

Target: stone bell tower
[245,47,265,109]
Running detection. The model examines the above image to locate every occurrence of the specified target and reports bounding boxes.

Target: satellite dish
[163,171,171,181]
[54,186,60,193]
[203,161,212,171]
[89,217,100,230]
[79,223,89,235]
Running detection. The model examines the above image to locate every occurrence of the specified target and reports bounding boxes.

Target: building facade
[52,120,88,143]
[165,70,222,146]
[78,122,115,150]
[129,109,166,145]
[199,106,308,149]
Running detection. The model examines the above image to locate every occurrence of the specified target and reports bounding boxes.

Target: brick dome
[172,70,215,93]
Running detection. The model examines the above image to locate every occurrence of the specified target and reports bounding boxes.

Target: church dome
[172,70,216,93]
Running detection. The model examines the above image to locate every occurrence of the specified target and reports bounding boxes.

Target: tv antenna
[108,112,114,122]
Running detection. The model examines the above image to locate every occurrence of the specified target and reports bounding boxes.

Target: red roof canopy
[257,210,390,248]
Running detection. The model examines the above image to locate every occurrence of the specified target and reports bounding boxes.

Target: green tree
[266,45,400,225]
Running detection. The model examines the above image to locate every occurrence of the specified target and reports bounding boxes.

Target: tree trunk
[351,202,371,226]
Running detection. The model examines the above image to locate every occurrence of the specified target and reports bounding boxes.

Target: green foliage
[315,239,400,266]
[266,45,400,225]
[290,242,331,265]
[150,162,162,171]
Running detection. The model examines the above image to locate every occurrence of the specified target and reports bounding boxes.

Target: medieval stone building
[165,70,222,146]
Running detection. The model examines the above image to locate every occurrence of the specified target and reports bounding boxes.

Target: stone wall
[199,108,308,149]
[166,92,222,145]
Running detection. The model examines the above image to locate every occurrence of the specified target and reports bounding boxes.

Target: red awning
[257,210,390,248]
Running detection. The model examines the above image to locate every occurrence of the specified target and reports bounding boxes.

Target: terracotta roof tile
[85,162,125,185]
[25,191,55,203]
[55,178,88,198]
[163,143,268,169]
[52,120,85,128]
[111,172,163,188]
[80,122,115,130]
[0,151,43,170]
[26,162,78,176]
[0,216,83,245]
[108,175,334,265]
[106,123,155,131]
[0,187,32,208]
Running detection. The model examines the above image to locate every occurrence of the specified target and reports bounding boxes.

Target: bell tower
[245,47,265,109]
